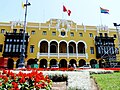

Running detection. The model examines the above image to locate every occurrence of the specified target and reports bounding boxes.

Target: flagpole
[99,7,103,26]
[62,2,64,19]
[98,0,103,26]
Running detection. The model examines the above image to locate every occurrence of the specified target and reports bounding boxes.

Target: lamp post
[18,0,31,68]
[113,23,120,48]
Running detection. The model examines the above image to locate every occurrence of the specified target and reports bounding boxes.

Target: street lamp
[113,23,120,48]
[18,0,31,68]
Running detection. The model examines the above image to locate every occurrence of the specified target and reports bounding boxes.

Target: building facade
[0,19,119,69]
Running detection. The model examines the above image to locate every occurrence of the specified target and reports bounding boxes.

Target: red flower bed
[0,70,52,90]
[103,68,120,71]
[14,67,75,71]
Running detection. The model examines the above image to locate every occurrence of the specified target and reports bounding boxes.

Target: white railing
[78,53,86,57]
[50,53,58,57]
[39,52,86,58]
[69,53,77,57]
[59,53,67,57]
[39,53,48,56]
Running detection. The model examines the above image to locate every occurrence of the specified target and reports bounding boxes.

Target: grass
[91,72,120,90]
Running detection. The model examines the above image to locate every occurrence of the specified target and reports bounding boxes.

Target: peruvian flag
[63,5,71,16]
[67,10,71,16]
[63,5,67,12]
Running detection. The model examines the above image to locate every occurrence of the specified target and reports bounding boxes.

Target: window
[20,45,22,52]
[14,39,16,42]
[89,33,93,37]
[42,31,47,35]
[1,29,5,33]
[115,47,119,54]
[31,30,35,35]
[20,29,23,33]
[6,39,9,42]
[12,45,16,52]
[0,44,3,52]
[61,31,66,36]
[70,32,74,37]
[99,33,103,37]
[17,39,19,42]
[52,32,56,36]
[90,47,94,54]
[113,34,117,38]
[104,33,108,37]
[10,39,12,42]
[16,45,19,52]
[5,44,8,52]
[30,45,34,53]
[79,33,83,37]
[9,44,12,52]
[13,29,17,33]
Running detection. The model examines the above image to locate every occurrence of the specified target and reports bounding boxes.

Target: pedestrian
[73,63,76,69]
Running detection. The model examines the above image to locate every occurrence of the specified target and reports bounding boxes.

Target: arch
[40,59,47,68]
[40,41,48,53]
[59,41,67,53]
[16,59,20,68]
[7,58,14,69]
[99,59,106,68]
[68,40,76,44]
[50,39,59,44]
[59,40,67,44]
[90,59,97,68]
[50,41,58,53]
[38,39,49,48]
[79,59,86,67]
[59,59,67,68]
[27,58,37,66]
[69,45,74,53]
[50,59,57,67]
[77,40,87,49]
[78,42,85,53]
[69,59,77,67]
[69,42,76,53]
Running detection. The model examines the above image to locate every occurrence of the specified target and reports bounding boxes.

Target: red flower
[0,82,2,86]
[12,82,18,88]
[35,84,42,88]
[3,76,8,83]
[2,69,7,74]
[19,76,25,83]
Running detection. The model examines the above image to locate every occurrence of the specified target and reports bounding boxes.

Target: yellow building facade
[0,19,119,69]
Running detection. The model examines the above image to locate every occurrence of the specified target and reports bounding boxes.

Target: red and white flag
[67,10,71,16]
[63,5,71,16]
[63,5,67,12]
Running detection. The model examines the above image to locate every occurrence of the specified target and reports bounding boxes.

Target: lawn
[91,72,120,90]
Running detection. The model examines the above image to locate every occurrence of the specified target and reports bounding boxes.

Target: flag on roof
[100,7,109,14]
[63,5,67,12]
[63,5,71,16]
[67,10,71,16]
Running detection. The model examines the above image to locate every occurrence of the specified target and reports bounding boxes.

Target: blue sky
[0,0,120,28]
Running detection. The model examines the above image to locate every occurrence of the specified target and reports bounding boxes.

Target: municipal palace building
[0,19,119,69]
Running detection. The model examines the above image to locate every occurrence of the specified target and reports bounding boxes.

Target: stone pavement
[51,79,99,90]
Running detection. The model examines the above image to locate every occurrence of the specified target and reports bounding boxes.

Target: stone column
[76,44,78,59]
[13,61,16,69]
[48,43,50,58]
[47,61,50,68]
[37,61,40,68]
[25,61,27,67]
[67,44,69,58]
[58,44,59,59]
[77,61,79,67]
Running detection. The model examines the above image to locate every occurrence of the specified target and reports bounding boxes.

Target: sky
[0,0,120,28]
